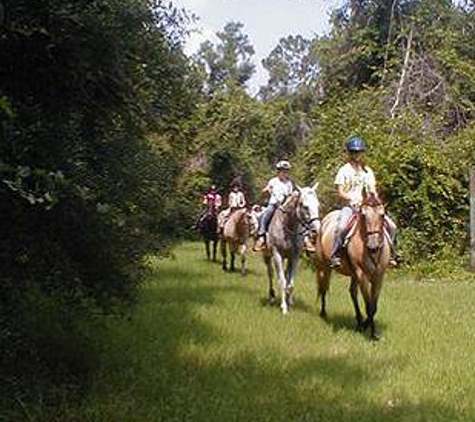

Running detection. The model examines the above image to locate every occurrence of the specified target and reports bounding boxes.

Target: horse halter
[361,205,385,250]
[296,196,320,234]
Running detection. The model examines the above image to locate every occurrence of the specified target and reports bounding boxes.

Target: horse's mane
[280,193,298,212]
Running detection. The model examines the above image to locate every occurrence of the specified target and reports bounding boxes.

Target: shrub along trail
[51,243,474,422]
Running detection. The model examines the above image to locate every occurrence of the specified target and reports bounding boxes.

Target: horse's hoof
[319,310,327,320]
[370,332,381,342]
[269,297,276,306]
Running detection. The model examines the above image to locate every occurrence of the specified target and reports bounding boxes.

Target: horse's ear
[312,181,319,191]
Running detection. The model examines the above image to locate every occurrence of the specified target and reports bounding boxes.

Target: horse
[314,193,391,340]
[262,184,320,314]
[220,207,258,275]
[197,209,219,261]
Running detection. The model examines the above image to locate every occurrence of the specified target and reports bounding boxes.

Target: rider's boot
[253,234,266,252]
[304,235,316,252]
[389,244,398,268]
[330,234,344,268]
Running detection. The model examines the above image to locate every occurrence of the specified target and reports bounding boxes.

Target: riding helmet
[345,137,367,152]
[276,160,291,170]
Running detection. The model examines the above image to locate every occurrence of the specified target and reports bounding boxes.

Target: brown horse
[220,208,257,275]
[314,193,390,340]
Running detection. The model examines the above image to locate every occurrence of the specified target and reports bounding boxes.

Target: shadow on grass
[322,312,389,338]
[40,252,473,422]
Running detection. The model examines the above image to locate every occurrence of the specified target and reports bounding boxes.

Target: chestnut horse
[314,193,390,340]
[220,208,258,275]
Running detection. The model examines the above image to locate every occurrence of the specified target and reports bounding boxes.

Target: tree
[260,35,320,101]
[0,0,198,400]
[195,21,255,92]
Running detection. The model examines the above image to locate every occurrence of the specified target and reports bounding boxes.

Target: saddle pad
[342,213,359,247]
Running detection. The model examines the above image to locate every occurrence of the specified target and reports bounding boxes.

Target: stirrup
[304,237,316,252]
[253,235,266,252]
[330,256,342,268]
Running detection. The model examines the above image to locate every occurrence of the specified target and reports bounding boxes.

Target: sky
[173,0,344,94]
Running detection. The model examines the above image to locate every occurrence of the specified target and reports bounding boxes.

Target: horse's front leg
[284,254,299,308]
[230,243,236,272]
[240,241,247,276]
[316,265,331,319]
[367,275,384,340]
[264,254,275,305]
[205,240,210,261]
[212,239,217,261]
[221,239,227,271]
[350,277,363,330]
[273,250,288,314]
[354,267,380,341]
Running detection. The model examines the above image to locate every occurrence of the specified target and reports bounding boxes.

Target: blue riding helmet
[345,137,367,152]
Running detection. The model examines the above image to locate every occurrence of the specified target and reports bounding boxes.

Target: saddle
[342,213,360,247]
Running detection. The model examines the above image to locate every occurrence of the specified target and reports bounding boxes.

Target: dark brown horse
[198,210,219,261]
[314,193,390,340]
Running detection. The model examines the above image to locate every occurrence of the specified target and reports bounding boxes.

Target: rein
[278,198,320,235]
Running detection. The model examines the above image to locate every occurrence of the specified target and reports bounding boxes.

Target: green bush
[300,89,471,263]
[0,0,195,400]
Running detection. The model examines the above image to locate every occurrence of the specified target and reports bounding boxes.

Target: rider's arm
[239,192,246,207]
[336,184,353,202]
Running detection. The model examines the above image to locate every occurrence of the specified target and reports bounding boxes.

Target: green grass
[19,243,475,421]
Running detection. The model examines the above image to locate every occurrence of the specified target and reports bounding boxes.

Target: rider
[330,137,397,268]
[253,160,294,251]
[218,180,247,232]
[196,184,222,227]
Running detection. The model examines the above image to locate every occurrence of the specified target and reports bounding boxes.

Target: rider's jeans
[258,204,277,237]
[332,207,397,256]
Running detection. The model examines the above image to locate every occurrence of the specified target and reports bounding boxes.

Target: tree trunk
[390,25,414,119]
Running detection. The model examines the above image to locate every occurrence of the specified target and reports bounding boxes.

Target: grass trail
[56,243,475,421]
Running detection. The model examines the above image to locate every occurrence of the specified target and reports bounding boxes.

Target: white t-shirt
[228,191,246,208]
[334,163,376,206]
[266,177,294,205]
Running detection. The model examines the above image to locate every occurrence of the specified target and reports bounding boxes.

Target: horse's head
[296,182,321,237]
[246,207,260,237]
[360,193,385,252]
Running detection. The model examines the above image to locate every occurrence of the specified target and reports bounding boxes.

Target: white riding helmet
[276,160,291,171]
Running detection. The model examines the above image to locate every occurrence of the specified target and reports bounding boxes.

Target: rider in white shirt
[331,137,397,268]
[218,181,247,231]
[253,160,294,251]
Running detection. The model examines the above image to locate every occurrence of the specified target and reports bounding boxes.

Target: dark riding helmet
[345,137,367,153]
[230,178,242,189]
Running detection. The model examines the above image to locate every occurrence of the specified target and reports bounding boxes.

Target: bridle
[278,193,320,235]
[360,204,385,249]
